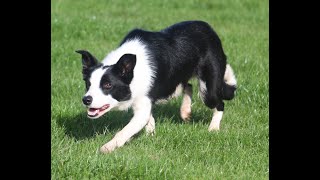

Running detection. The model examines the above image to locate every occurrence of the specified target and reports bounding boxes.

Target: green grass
[51,0,269,179]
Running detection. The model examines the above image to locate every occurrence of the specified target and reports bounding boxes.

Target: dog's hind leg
[208,103,224,131]
[201,85,225,131]
[180,83,193,121]
[208,64,237,130]
[199,79,225,131]
[145,114,155,136]
[197,63,225,131]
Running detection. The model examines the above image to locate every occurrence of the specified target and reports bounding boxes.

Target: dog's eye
[103,83,112,89]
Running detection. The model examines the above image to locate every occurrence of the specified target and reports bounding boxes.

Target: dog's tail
[222,64,237,100]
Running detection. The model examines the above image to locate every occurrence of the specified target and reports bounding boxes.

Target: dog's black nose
[82,95,93,105]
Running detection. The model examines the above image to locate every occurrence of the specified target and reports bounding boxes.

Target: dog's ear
[116,54,136,76]
[75,50,98,69]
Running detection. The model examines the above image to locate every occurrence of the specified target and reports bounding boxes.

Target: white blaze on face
[84,39,155,119]
[84,67,119,119]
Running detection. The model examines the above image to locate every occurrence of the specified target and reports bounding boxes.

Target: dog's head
[76,50,136,119]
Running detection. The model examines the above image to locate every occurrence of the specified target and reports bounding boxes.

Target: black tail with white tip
[222,64,237,100]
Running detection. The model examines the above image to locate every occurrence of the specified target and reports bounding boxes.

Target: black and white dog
[76,21,237,153]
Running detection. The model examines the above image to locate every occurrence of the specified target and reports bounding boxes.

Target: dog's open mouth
[87,104,110,118]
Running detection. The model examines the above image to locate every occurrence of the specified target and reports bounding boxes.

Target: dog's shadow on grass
[56,110,132,141]
[56,102,210,141]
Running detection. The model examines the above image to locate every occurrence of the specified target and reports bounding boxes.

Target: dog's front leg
[100,97,152,153]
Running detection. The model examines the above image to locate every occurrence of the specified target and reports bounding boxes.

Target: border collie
[76,21,237,153]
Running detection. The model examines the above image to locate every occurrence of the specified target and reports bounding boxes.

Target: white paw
[145,115,155,136]
[208,109,223,131]
[180,106,191,121]
[100,141,117,153]
[145,126,155,136]
[208,122,220,131]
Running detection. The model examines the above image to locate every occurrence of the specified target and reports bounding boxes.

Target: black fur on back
[120,21,235,110]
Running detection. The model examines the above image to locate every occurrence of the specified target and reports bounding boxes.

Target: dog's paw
[100,141,117,153]
[208,110,223,131]
[145,115,155,136]
[180,106,191,122]
[145,124,155,136]
[208,123,220,131]
[146,128,155,136]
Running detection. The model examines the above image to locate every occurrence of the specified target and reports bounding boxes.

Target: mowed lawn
[51,0,268,179]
